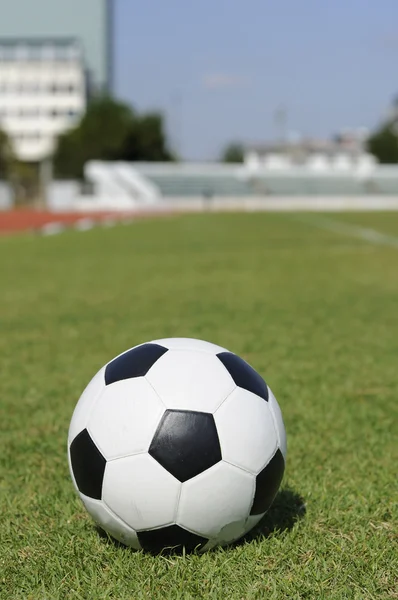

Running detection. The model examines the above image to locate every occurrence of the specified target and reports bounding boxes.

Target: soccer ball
[67,338,286,553]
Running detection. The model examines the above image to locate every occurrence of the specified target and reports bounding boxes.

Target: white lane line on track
[291,215,398,249]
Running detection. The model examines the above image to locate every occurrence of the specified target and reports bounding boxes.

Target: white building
[0,38,87,161]
[0,0,113,94]
[244,132,376,174]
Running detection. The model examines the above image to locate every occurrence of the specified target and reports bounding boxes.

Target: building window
[55,45,70,61]
[26,83,40,93]
[0,47,14,60]
[28,46,42,61]
[42,45,56,61]
[66,44,79,60]
[15,45,29,60]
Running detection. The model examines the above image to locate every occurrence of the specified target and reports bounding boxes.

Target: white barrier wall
[142,196,398,212]
[0,182,13,209]
[47,181,81,211]
[69,195,398,212]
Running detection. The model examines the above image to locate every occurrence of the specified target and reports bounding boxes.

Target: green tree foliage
[0,127,14,178]
[221,142,244,163]
[12,162,40,205]
[367,123,398,164]
[53,97,175,178]
[0,128,39,204]
[118,113,175,162]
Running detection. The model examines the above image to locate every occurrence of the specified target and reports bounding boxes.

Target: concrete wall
[0,182,13,209]
[47,180,81,210]
[68,194,398,213]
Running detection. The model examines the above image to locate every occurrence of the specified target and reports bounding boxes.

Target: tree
[12,162,40,205]
[53,96,175,179]
[0,128,39,204]
[117,113,176,162]
[221,142,244,163]
[54,96,135,178]
[0,127,14,178]
[367,123,398,164]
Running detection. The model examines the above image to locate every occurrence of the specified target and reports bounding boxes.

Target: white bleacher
[53,159,398,213]
[134,163,250,197]
[111,162,161,204]
[71,161,160,210]
[84,161,134,209]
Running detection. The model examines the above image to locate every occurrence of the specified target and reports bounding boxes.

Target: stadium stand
[85,162,133,205]
[134,164,250,197]
[53,160,398,212]
[136,174,250,197]
[132,164,398,197]
[111,163,161,204]
[248,175,363,196]
[367,167,398,195]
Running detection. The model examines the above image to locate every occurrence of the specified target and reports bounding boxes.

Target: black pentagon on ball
[69,429,106,500]
[138,524,208,554]
[217,352,269,401]
[105,343,168,385]
[149,410,222,482]
[250,449,285,515]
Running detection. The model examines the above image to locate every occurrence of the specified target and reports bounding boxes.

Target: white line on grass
[74,218,95,232]
[291,215,398,249]
[39,222,66,236]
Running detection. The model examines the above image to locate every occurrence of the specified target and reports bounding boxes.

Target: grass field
[1,212,397,599]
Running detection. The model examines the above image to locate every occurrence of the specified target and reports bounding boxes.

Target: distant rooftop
[247,136,367,158]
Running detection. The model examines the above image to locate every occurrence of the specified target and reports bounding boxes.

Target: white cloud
[202,74,249,89]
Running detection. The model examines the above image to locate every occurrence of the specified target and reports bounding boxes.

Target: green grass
[1,212,397,599]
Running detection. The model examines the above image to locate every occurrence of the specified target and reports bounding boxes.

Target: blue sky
[114,0,398,160]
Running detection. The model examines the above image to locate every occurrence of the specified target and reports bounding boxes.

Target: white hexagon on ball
[150,337,228,354]
[146,349,236,413]
[214,387,278,474]
[68,366,106,445]
[177,461,255,542]
[268,387,287,460]
[87,378,165,460]
[80,494,140,549]
[102,454,181,531]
